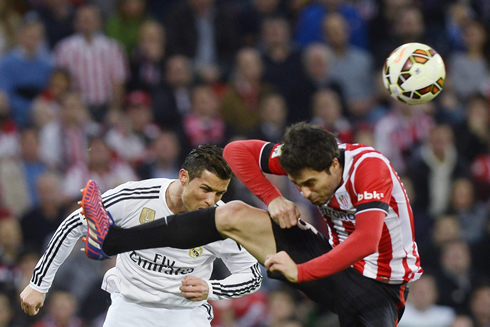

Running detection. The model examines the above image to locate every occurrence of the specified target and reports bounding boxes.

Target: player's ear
[179,169,188,185]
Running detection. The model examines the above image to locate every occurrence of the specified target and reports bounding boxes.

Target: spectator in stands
[31,68,72,129]
[0,1,21,58]
[447,178,488,245]
[105,90,160,168]
[294,0,368,50]
[237,0,285,47]
[221,47,272,135]
[374,99,433,175]
[454,94,489,165]
[0,127,48,217]
[419,215,462,272]
[20,171,67,255]
[369,4,428,69]
[210,290,268,327]
[471,219,490,279]
[0,0,22,58]
[54,4,128,123]
[0,90,20,159]
[436,239,481,315]
[15,127,48,208]
[0,292,14,327]
[469,285,490,327]
[449,20,490,103]
[398,273,456,327]
[136,129,182,180]
[32,290,85,327]
[62,135,137,200]
[106,0,150,54]
[451,315,475,327]
[265,287,304,327]
[32,0,75,49]
[434,2,474,57]
[164,0,239,75]
[127,20,166,92]
[258,16,304,124]
[247,92,288,143]
[0,17,53,127]
[322,12,375,120]
[38,91,97,173]
[407,124,469,218]
[292,42,345,123]
[310,88,353,144]
[0,217,23,299]
[151,55,194,130]
[12,252,41,327]
[183,83,232,148]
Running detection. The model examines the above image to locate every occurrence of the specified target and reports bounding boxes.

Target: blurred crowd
[0,0,490,326]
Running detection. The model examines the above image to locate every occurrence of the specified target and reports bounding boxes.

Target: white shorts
[103,293,213,327]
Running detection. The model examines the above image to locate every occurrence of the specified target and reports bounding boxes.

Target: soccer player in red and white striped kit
[80,122,423,326]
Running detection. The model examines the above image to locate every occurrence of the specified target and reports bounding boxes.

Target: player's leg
[98,200,277,263]
[333,268,408,327]
[213,201,276,263]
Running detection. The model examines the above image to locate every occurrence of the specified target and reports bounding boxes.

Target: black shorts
[268,218,409,327]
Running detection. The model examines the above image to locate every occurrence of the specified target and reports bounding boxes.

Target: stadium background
[0,0,489,326]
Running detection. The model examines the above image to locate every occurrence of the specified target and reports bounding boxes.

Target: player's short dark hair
[279,122,340,176]
[182,144,232,181]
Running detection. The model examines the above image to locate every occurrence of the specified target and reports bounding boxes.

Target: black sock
[102,207,223,255]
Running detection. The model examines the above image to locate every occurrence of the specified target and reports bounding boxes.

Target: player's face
[181,169,230,211]
[288,158,342,206]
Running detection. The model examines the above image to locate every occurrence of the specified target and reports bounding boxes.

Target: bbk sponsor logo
[319,206,356,221]
[357,191,384,201]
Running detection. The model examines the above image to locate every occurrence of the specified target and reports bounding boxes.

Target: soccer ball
[382,42,446,105]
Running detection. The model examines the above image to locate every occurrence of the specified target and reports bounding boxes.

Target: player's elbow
[363,242,379,256]
[223,141,241,162]
[361,234,381,257]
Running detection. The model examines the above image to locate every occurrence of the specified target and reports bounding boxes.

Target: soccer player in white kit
[20,145,262,327]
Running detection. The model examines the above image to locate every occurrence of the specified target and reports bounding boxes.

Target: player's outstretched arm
[224,140,300,228]
[19,285,46,316]
[22,208,87,314]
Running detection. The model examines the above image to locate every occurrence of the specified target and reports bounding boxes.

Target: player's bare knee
[216,201,249,233]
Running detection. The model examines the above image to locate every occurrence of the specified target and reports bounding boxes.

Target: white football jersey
[30,178,262,309]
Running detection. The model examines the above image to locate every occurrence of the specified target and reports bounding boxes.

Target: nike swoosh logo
[394,46,407,63]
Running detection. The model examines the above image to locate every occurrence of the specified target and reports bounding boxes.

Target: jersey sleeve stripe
[31,213,82,285]
[259,142,275,174]
[102,187,160,202]
[356,202,389,213]
[210,263,262,297]
[104,195,160,209]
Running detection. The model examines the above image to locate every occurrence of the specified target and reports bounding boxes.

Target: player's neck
[166,180,186,214]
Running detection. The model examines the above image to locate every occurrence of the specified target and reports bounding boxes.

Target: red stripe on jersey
[396,284,407,310]
[325,217,340,246]
[376,223,393,280]
[353,260,366,274]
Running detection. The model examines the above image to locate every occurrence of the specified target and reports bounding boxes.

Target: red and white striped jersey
[55,33,128,106]
[256,142,423,284]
